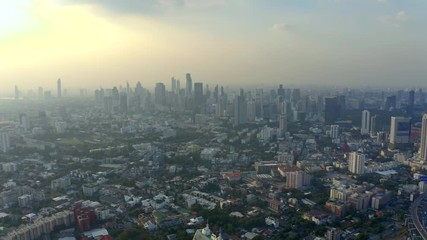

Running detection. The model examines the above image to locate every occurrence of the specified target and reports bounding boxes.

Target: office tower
[104,96,113,114]
[119,93,128,114]
[176,80,180,93]
[255,89,264,119]
[185,73,192,96]
[194,82,204,113]
[234,89,247,126]
[194,82,204,104]
[155,82,166,105]
[126,82,130,96]
[384,95,396,110]
[338,95,346,111]
[324,96,340,124]
[38,87,44,99]
[370,115,377,137]
[57,78,62,98]
[171,77,177,93]
[419,114,427,162]
[112,87,119,105]
[1,132,10,153]
[277,84,285,99]
[213,85,219,102]
[330,125,339,139]
[348,152,365,175]
[360,110,370,135]
[19,113,30,132]
[279,114,287,138]
[291,88,301,106]
[14,85,19,100]
[408,90,415,114]
[389,116,411,149]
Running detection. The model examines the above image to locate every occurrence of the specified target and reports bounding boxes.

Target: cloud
[271,23,293,32]
[184,0,227,8]
[377,0,388,3]
[58,0,228,15]
[379,10,408,27]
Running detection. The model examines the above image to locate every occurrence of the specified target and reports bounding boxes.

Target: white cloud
[271,23,292,31]
[184,0,227,9]
[379,10,408,27]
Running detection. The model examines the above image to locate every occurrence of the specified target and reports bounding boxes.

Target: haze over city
[1,0,427,94]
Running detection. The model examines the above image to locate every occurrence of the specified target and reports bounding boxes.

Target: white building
[1,132,10,153]
[418,114,427,162]
[348,152,365,175]
[360,110,370,135]
[330,125,339,139]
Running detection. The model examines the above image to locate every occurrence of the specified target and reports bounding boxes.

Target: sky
[1,0,427,94]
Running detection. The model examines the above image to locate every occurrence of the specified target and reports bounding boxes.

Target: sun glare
[0,0,33,37]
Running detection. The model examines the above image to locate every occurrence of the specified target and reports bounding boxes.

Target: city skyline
[1,0,427,92]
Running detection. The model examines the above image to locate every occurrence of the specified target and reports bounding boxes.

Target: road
[411,193,427,240]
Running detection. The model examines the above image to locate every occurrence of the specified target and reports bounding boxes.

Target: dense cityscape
[0,77,426,240]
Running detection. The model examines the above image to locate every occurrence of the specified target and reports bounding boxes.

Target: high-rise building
[38,87,44,99]
[186,73,192,96]
[119,93,128,114]
[103,96,113,114]
[171,77,177,93]
[360,110,370,135]
[284,168,311,189]
[255,89,264,119]
[234,89,247,126]
[389,116,411,148]
[419,114,427,162]
[330,125,339,139]
[277,84,285,99]
[279,114,287,138]
[384,95,396,110]
[348,152,365,175]
[370,115,377,137]
[194,82,203,103]
[14,85,19,100]
[57,78,62,98]
[194,82,204,113]
[1,132,10,153]
[408,90,415,115]
[155,82,166,105]
[324,96,340,124]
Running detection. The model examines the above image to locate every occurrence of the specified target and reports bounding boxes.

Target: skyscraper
[186,73,192,96]
[1,132,10,153]
[194,82,204,113]
[324,96,340,124]
[194,82,203,103]
[348,152,365,175]
[57,78,62,98]
[419,114,427,162]
[14,85,19,100]
[155,82,166,105]
[389,116,411,149]
[255,89,264,119]
[370,115,377,137]
[171,77,177,93]
[408,90,415,115]
[279,114,287,138]
[119,93,128,114]
[360,110,370,135]
[234,89,247,126]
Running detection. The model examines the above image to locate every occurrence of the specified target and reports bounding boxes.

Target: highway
[411,193,427,240]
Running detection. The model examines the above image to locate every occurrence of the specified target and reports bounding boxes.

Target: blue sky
[1,0,426,92]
